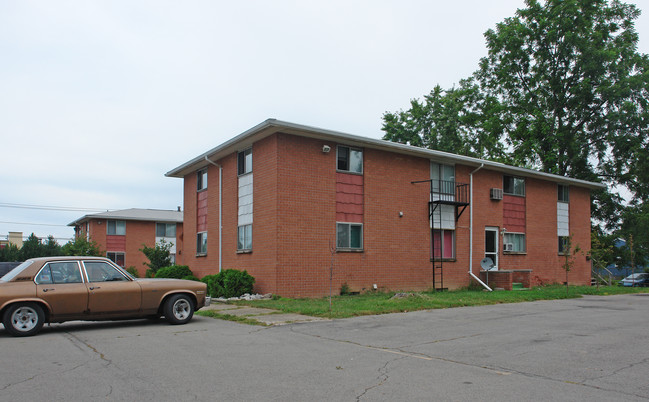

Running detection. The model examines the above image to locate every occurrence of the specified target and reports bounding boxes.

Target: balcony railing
[430,180,469,206]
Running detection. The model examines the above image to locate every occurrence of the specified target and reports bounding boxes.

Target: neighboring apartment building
[69,209,183,276]
[0,232,24,250]
[166,119,604,297]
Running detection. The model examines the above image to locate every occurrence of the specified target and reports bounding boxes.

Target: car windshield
[624,273,647,280]
[0,260,34,282]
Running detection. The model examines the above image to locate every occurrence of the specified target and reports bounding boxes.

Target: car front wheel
[163,294,194,325]
[3,302,45,337]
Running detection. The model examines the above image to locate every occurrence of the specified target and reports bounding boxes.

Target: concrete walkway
[200,303,328,325]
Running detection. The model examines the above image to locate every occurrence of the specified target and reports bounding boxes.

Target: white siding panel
[431,204,455,230]
[238,173,253,226]
[557,202,569,236]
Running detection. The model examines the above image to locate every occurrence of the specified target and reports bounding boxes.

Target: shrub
[182,275,200,281]
[201,269,255,298]
[125,266,139,278]
[155,265,193,279]
[340,282,351,296]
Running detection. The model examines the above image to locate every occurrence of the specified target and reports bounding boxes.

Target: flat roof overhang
[165,118,606,190]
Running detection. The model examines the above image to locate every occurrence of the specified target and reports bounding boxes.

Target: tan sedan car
[0,256,210,336]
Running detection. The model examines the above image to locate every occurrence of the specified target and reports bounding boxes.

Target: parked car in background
[0,256,209,336]
[0,262,21,279]
[618,273,649,287]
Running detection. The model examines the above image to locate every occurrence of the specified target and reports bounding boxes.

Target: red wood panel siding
[336,172,363,222]
[197,190,208,232]
[106,235,126,251]
[503,195,526,232]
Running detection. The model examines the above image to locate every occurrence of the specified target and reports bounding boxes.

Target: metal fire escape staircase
[412,179,470,290]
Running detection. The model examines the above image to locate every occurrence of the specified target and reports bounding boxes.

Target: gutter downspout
[205,156,223,272]
[469,163,492,291]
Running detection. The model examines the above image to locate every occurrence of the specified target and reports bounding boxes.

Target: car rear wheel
[163,294,194,325]
[3,303,45,337]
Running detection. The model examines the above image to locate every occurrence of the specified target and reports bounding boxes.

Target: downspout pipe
[469,163,492,291]
[205,156,223,272]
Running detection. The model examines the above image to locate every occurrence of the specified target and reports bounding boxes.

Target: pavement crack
[356,357,402,401]
[396,333,482,349]
[64,332,113,366]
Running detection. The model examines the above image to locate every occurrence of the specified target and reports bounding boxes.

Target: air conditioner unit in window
[490,188,503,200]
[504,243,514,252]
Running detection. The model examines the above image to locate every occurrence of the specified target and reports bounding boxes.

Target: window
[503,175,525,196]
[107,252,125,267]
[431,162,455,194]
[35,262,82,284]
[337,146,363,173]
[558,236,570,255]
[337,223,363,250]
[558,184,569,202]
[84,261,128,282]
[107,220,126,235]
[197,169,207,191]
[237,224,252,251]
[504,233,526,253]
[156,223,176,238]
[238,148,252,175]
[196,232,207,255]
[432,229,455,259]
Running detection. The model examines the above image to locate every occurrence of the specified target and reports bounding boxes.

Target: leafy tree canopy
[383,0,648,236]
[61,236,104,257]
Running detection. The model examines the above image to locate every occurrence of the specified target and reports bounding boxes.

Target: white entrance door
[485,227,499,270]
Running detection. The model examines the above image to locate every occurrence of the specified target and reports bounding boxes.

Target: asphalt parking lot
[1,293,648,401]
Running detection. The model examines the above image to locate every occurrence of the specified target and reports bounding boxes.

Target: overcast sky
[1,0,648,243]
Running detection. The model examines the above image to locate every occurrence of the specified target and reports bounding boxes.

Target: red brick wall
[179,132,594,297]
[83,219,159,277]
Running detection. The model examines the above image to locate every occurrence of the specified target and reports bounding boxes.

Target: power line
[0,220,70,227]
[0,202,110,212]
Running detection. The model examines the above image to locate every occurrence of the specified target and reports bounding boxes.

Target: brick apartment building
[166,119,604,297]
[69,208,183,277]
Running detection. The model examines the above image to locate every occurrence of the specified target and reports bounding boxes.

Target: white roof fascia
[68,208,183,227]
[166,119,606,190]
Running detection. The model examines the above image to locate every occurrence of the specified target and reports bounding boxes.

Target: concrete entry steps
[200,303,328,326]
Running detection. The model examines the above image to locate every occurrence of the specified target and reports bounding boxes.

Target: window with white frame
[558,184,569,202]
[337,223,363,250]
[432,229,455,259]
[197,169,207,191]
[503,233,526,253]
[156,223,176,238]
[503,175,525,196]
[238,148,252,175]
[196,232,207,255]
[107,252,125,267]
[337,146,363,174]
[237,224,252,251]
[107,220,126,236]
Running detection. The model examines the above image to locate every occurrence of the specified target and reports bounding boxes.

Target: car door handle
[89,286,101,290]
[42,288,55,292]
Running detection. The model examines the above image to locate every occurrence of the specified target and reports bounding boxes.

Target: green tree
[0,243,21,262]
[42,236,62,257]
[618,205,649,269]
[382,80,508,161]
[140,240,173,276]
[61,236,104,257]
[382,0,649,231]
[19,233,48,260]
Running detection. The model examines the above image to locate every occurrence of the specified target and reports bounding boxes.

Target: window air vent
[490,188,503,200]
[504,243,514,252]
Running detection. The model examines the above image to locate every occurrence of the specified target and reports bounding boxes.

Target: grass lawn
[226,285,649,319]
